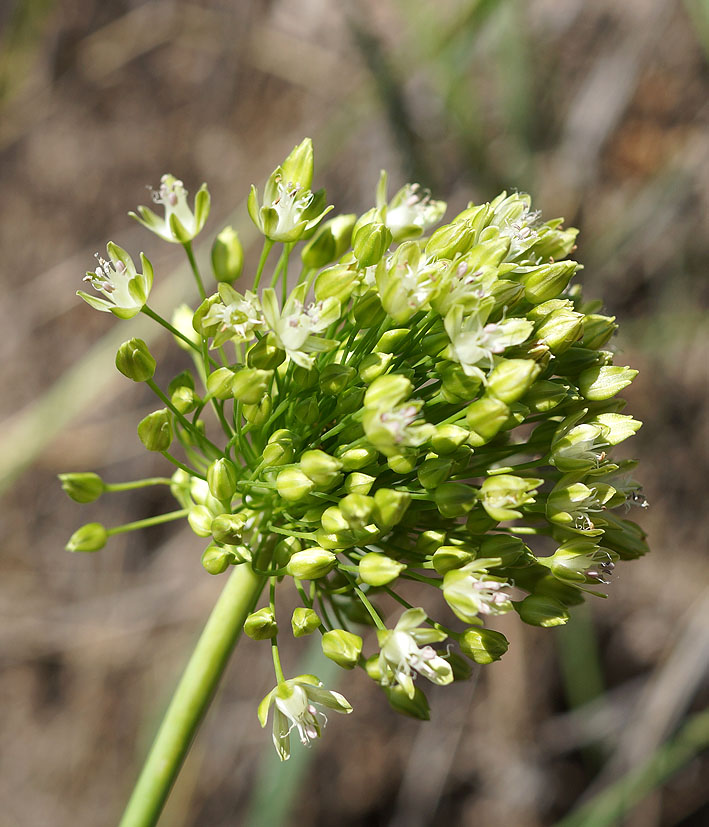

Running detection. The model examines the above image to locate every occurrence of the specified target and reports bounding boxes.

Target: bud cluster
[63,139,647,759]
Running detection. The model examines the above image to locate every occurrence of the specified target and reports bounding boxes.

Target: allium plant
[61,139,648,826]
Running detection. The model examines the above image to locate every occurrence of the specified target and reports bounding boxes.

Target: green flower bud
[553,346,606,378]
[281,137,314,190]
[262,441,294,467]
[314,263,359,303]
[601,515,649,560]
[291,607,321,638]
[417,456,453,489]
[206,367,235,400]
[276,468,315,502]
[285,547,336,579]
[384,684,431,720]
[434,482,477,518]
[432,545,474,574]
[488,278,524,312]
[207,458,238,502]
[425,219,473,259]
[343,473,375,495]
[479,474,542,522]
[201,543,232,575]
[137,409,172,452]
[66,522,107,552]
[294,398,319,425]
[387,451,417,474]
[416,530,446,555]
[243,396,271,425]
[374,328,409,353]
[211,512,246,544]
[515,595,569,627]
[339,493,375,528]
[487,359,541,404]
[188,505,214,537]
[465,396,509,445]
[521,261,578,304]
[582,314,617,349]
[192,293,221,337]
[171,385,198,414]
[211,226,244,283]
[337,445,378,471]
[358,352,393,383]
[352,222,392,267]
[465,508,499,535]
[579,365,638,401]
[321,629,362,669]
[438,361,482,402]
[232,368,272,405]
[459,628,509,664]
[373,488,411,529]
[431,424,469,455]
[300,450,342,488]
[358,551,405,586]
[273,536,300,568]
[364,374,412,410]
[246,333,286,370]
[535,308,584,354]
[321,506,349,534]
[171,304,201,352]
[115,338,156,382]
[479,534,526,566]
[302,214,356,269]
[244,607,278,640]
[319,363,356,395]
[58,472,105,503]
[523,379,569,413]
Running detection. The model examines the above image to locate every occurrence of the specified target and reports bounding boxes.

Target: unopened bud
[201,543,232,575]
[59,472,104,503]
[211,226,244,283]
[300,450,342,488]
[247,333,286,370]
[206,367,235,400]
[487,359,541,404]
[321,629,362,669]
[66,522,107,552]
[515,595,569,627]
[232,368,272,405]
[137,409,172,452]
[373,488,411,529]
[276,468,315,502]
[244,607,278,640]
[459,627,509,664]
[358,551,405,586]
[115,338,156,382]
[302,214,356,269]
[434,482,477,518]
[352,222,392,267]
[522,260,577,304]
[319,363,356,395]
[211,512,246,544]
[207,458,238,502]
[432,545,474,574]
[285,547,336,579]
[291,607,321,637]
[384,684,430,720]
[579,365,637,401]
[431,424,469,455]
[466,396,509,445]
[425,220,473,259]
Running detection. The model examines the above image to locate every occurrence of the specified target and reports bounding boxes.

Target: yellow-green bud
[66,522,107,552]
[58,472,104,503]
[515,595,569,627]
[276,468,314,502]
[171,385,198,414]
[359,352,392,383]
[207,458,238,502]
[465,508,498,535]
[337,445,377,471]
[438,361,482,402]
[300,450,342,488]
[352,291,386,329]
[523,380,569,413]
[243,395,271,425]
[291,607,321,638]
[459,627,509,664]
[274,536,300,567]
[201,543,232,575]
[352,222,392,267]
[417,456,452,489]
[339,493,375,528]
[358,552,405,586]
[479,534,526,566]
[465,396,509,445]
[582,314,617,349]
[521,260,577,304]
[281,137,314,190]
[285,547,336,579]
[384,684,431,720]
[374,328,409,353]
[425,219,473,259]
[432,545,474,574]
[343,472,375,495]
[262,441,294,467]
[294,398,319,425]
[188,505,214,537]
[364,374,412,410]
[247,332,286,370]
[487,359,541,404]
[579,365,637,401]
[244,607,278,640]
[115,338,156,382]
[232,368,271,405]
[206,367,235,400]
[321,506,350,534]
[416,530,446,555]
[431,424,469,455]
[211,226,244,283]
[321,629,362,669]
[434,482,477,518]
[319,363,356,395]
[387,451,417,474]
[211,512,246,544]
[373,488,411,529]
[314,263,359,303]
[137,409,172,452]
[536,308,584,354]
[302,214,356,269]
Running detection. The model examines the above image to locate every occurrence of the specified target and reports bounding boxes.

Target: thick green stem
[119,563,266,827]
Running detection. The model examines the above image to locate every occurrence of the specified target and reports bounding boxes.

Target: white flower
[376,608,453,698]
[200,284,265,349]
[444,302,533,379]
[384,182,447,242]
[551,422,609,472]
[544,540,618,584]
[376,241,445,322]
[130,174,210,243]
[546,479,616,535]
[261,283,339,368]
[248,173,331,243]
[443,559,514,622]
[258,675,352,761]
[78,242,153,319]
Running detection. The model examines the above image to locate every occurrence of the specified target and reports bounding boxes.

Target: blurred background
[1,1,708,825]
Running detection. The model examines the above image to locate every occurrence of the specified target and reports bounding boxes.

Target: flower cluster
[63,139,647,759]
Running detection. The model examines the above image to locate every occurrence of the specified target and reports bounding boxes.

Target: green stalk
[119,563,265,827]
